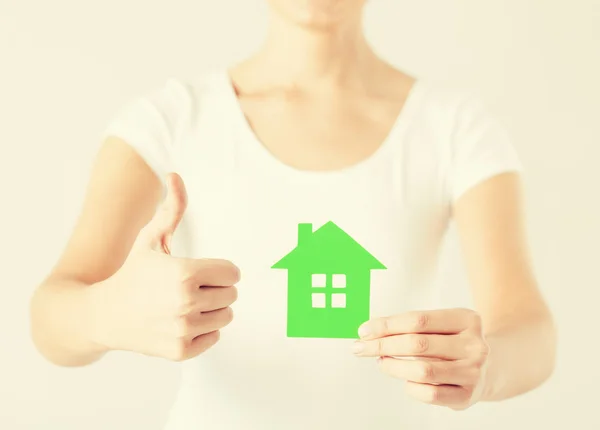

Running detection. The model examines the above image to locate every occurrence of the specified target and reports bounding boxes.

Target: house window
[312,293,326,308]
[331,293,346,308]
[332,274,346,288]
[311,274,326,288]
[310,274,348,308]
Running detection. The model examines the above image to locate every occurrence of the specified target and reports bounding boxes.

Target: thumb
[140,172,188,254]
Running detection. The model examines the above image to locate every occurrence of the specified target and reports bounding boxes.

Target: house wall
[286,270,370,339]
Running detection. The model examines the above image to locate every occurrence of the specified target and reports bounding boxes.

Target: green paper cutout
[272,221,387,339]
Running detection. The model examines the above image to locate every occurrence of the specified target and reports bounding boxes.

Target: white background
[1,0,599,429]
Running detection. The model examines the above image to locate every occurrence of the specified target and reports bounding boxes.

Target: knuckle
[473,354,487,370]
[466,365,482,383]
[469,312,483,329]
[411,334,429,354]
[478,340,491,359]
[455,388,474,409]
[175,261,195,284]
[471,359,484,372]
[462,386,474,399]
[414,312,430,331]
[174,314,194,338]
[463,328,489,351]
[376,339,385,356]
[426,386,441,403]
[420,362,436,382]
[174,288,195,313]
[468,337,490,364]
[380,317,391,336]
[173,269,195,300]
[173,318,187,338]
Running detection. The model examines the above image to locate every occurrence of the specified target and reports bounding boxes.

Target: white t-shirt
[104,69,522,430]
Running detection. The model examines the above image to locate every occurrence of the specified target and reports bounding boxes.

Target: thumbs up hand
[90,173,240,361]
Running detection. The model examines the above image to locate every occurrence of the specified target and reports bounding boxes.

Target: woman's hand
[89,173,241,362]
[353,308,490,410]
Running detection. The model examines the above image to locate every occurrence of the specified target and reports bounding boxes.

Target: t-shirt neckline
[214,68,426,180]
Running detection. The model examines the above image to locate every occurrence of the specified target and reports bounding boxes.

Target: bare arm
[453,172,557,401]
[29,136,162,367]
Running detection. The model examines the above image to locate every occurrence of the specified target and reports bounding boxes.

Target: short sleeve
[102,78,191,185]
[448,93,523,202]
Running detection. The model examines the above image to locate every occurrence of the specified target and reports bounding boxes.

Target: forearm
[481,309,557,401]
[29,277,108,367]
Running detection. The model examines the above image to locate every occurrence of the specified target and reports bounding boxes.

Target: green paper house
[272,221,386,339]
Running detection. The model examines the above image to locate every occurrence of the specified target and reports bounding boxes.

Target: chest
[236,93,405,171]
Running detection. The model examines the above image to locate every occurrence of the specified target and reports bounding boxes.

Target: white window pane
[332,274,346,288]
[311,274,326,288]
[312,293,326,308]
[331,293,346,308]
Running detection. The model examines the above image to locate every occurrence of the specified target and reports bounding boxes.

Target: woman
[30,1,556,429]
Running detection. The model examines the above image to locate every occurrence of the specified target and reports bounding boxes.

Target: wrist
[480,336,506,401]
[83,279,115,356]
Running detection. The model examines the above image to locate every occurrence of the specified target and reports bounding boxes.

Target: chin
[268,0,365,30]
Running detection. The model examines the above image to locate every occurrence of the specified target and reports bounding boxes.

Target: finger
[405,381,471,408]
[139,172,188,253]
[181,258,241,288]
[377,356,474,386]
[178,331,221,361]
[359,309,476,340]
[353,334,470,360]
[195,286,238,312]
[188,307,235,338]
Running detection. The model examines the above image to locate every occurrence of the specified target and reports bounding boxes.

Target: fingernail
[358,323,371,338]
[352,341,365,354]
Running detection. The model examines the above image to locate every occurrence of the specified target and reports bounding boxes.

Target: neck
[243,10,380,90]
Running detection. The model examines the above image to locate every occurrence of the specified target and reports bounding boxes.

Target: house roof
[271,221,386,271]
